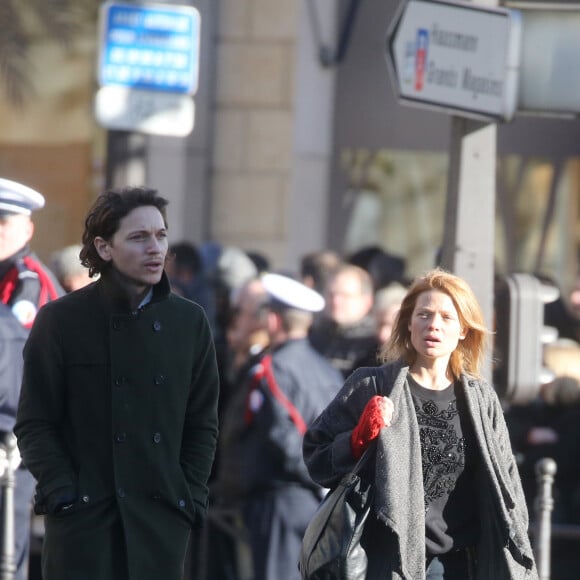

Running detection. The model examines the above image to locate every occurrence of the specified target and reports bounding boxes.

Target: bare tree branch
[0,0,102,105]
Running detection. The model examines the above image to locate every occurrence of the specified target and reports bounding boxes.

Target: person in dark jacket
[303,268,538,580]
[309,264,376,378]
[216,273,343,580]
[0,177,64,580]
[15,186,220,580]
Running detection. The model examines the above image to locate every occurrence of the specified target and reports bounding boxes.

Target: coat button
[113,320,122,331]
[154,374,165,386]
[178,499,186,508]
[115,432,127,443]
[115,376,127,387]
[81,495,90,503]
[117,488,126,498]
[152,321,162,331]
[152,491,161,500]
[152,433,161,444]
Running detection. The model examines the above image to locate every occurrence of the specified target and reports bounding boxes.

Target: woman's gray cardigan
[303,361,538,580]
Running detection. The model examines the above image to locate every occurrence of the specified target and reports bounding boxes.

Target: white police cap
[262,273,325,313]
[0,178,45,216]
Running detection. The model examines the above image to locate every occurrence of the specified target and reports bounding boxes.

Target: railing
[0,434,20,580]
[4,449,579,580]
[192,457,580,580]
[533,458,557,580]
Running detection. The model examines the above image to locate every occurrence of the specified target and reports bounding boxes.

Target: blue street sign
[98,2,200,95]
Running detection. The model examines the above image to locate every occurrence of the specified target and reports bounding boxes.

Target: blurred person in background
[199,242,257,345]
[214,273,342,580]
[224,277,270,380]
[354,281,408,368]
[50,244,93,293]
[309,263,376,378]
[245,250,270,275]
[208,276,270,580]
[347,245,407,292]
[165,241,216,330]
[539,269,580,345]
[300,249,343,296]
[0,177,64,580]
[570,269,580,317]
[505,339,580,510]
[505,338,580,580]
[539,339,580,519]
[199,243,258,432]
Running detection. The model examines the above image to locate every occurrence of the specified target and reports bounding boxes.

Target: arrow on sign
[385,0,522,122]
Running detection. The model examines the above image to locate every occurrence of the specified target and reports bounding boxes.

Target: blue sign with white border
[98,1,200,95]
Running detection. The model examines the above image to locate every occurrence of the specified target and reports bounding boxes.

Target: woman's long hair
[383,268,489,379]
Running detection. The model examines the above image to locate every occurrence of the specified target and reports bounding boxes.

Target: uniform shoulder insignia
[248,389,264,413]
[12,300,37,327]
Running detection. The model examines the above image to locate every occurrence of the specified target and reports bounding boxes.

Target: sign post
[96,1,201,136]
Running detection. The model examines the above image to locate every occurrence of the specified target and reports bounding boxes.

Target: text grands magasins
[424,24,503,99]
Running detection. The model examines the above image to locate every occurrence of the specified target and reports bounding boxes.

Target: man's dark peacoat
[15,271,219,580]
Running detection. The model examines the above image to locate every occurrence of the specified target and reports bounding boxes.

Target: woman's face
[408,289,466,366]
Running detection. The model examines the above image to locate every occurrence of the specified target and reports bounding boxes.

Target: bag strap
[350,438,376,476]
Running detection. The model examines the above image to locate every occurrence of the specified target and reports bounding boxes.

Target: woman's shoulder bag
[299,367,383,580]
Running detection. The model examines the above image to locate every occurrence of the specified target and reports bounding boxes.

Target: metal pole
[440,117,496,382]
[534,457,557,580]
[0,434,19,580]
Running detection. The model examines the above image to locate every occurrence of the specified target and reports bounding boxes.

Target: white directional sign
[386,0,522,121]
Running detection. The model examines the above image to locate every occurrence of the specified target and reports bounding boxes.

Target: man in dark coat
[309,264,377,378]
[215,273,343,580]
[15,187,220,580]
[0,177,64,580]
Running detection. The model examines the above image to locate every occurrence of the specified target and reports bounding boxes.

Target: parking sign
[98,1,201,95]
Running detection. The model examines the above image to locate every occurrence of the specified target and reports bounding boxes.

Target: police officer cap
[262,273,325,313]
[0,178,45,216]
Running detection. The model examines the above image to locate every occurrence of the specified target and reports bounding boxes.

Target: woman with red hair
[303,268,538,579]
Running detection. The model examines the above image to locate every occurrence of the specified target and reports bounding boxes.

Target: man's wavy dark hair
[80,186,168,277]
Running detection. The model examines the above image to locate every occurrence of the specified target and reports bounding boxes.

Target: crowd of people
[0,177,579,579]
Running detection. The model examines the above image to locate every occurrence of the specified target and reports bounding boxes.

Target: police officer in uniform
[0,178,63,326]
[0,178,64,580]
[217,273,343,580]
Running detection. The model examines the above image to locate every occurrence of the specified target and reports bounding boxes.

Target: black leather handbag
[298,443,375,580]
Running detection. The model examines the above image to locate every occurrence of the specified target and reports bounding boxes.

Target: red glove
[351,396,391,459]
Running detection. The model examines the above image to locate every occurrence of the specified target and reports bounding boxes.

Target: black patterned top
[408,375,479,555]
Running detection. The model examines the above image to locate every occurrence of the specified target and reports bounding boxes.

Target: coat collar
[97,269,171,313]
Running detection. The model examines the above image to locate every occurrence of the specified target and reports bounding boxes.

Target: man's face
[0,214,34,261]
[227,280,268,355]
[327,272,373,326]
[95,206,168,289]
